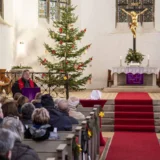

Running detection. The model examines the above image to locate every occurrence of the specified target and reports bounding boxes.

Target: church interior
[1,0,160,160]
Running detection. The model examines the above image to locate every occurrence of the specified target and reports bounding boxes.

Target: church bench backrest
[23,133,74,160]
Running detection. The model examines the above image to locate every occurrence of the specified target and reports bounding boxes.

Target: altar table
[80,99,107,146]
[112,66,159,86]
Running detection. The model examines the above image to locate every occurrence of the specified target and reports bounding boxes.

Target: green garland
[125,48,144,65]
[11,65,32,69]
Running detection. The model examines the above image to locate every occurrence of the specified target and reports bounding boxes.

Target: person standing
[11,70,38,96]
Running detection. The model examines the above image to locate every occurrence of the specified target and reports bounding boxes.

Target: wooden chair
[107,69,113,87]
[157,71,160,87]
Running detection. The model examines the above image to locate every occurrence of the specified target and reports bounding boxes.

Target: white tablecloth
[112,66,159,74]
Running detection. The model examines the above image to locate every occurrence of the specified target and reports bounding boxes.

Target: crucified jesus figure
[122,8,148,38]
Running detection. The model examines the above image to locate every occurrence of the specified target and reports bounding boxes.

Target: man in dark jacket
[11,70,38,96]
[41,94,78,131]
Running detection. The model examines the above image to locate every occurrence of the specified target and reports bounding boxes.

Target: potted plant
[125,48,144,66]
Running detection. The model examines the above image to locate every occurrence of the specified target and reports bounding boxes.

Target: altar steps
[103,86,160,93]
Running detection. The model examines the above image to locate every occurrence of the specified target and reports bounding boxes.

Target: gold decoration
[121,8,148,38]
[88,130,92,138]
[77,144,82,152]
[99,111,105,118]
[63,76,67,80]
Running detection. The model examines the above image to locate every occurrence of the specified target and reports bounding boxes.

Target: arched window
[0,0,4,18]
[38,0,70,22]
[116,0,155,25]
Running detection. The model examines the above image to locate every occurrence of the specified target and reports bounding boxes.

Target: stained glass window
[116,0,155,24]
[0,0,4,18]
[39,0,69,22]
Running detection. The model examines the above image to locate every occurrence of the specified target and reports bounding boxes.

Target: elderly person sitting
[2,117,40,160]
[0,128,16,160]
[68,97,85,120]
[57,99,79,124]
[17,96,29,114]
[29,108,53,141]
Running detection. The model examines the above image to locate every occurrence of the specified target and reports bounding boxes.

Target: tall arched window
[0,0,4,18]
[116,0,155,25]
[38,0,70,22]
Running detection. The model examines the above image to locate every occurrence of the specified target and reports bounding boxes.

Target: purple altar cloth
[127,73,143,85]
[22,88,41,101]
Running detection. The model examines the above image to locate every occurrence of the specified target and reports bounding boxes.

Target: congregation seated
[31,92,43,108]
[2,117,40,160]
[28,108,53,141]
[41,94,77,131]
[0,128,16,160]
[68,97,85,120]
[21,103,35,134]
[17,95,29,114]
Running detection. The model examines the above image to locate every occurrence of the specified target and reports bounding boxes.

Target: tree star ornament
[63,76,68,80]
[99,111,105,118]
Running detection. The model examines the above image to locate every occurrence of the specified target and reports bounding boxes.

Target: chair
[156,71,160,87]
[107,69,113,87]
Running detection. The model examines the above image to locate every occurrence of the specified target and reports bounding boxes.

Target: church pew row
[23,106,100,160]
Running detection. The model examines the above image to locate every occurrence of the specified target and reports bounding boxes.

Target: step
[114,125,155,132]
[114,118,154,125]
[115,112,154,119]
[102,118,160,126]
[115,100,152,105]
[115,105,153,112]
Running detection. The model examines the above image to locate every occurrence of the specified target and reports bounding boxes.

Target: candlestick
[147,55,150,67]
[120,56,122,67]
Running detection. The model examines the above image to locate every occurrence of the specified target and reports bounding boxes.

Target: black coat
[11,78,38,97]
[45,107,78,131]
[11,141,40,160]
[0,155,9,160]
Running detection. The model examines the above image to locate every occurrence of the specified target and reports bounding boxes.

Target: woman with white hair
[68,97,85,120]
[2,117,40,160]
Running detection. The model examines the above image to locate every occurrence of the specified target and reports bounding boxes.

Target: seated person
[17,96,29,114]
[0,106,3,125]
[0,128,16,160]
[11,70,38,96]
[41,94,77,131]
[57,99,79,124]
[29,108,53,141]
[21,103,35,126]
[68,97,85,120]
[31,92,43,108]
[2,100,19,118]
[13,92,22,101]
[2,116,40,160]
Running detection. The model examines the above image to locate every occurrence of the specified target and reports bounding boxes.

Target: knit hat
[41,94,55,108]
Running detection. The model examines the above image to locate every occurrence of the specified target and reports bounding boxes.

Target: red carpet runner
[106,132,160,160]
[114,92,155,132]
[106,93,160,160]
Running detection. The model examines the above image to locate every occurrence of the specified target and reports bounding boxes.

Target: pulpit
[112,66,158,86]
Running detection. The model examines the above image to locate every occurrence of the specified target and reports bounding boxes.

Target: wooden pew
[23,133,74,160]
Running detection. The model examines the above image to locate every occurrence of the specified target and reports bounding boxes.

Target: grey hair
[2,117,24,141]
[0,128,16,156]
[21,103,35,119]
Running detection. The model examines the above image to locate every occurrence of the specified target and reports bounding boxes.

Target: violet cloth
[22,88,41,102]
[127,73,143,85]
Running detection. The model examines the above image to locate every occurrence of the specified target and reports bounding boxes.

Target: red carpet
[106,132,160,160]
[114,92,155,132]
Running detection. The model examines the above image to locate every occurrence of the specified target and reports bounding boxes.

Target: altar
[112,66,159,87]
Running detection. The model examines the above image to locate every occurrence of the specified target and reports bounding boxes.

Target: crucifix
[121,0,148,53]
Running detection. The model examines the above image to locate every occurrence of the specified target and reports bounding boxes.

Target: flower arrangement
[125,48,144,65]
[11,65,32,70]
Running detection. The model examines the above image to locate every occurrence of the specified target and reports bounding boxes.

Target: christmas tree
[38,4,92,98]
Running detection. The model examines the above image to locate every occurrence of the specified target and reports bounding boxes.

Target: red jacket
[18,78,35,90]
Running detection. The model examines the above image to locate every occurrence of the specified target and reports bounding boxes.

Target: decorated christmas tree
[38,4,92,98]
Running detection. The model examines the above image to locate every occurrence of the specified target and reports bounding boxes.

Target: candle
[147,55,150,67]
[147,55,150,60]
[120,56,122,60]
[120,56,122,66]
